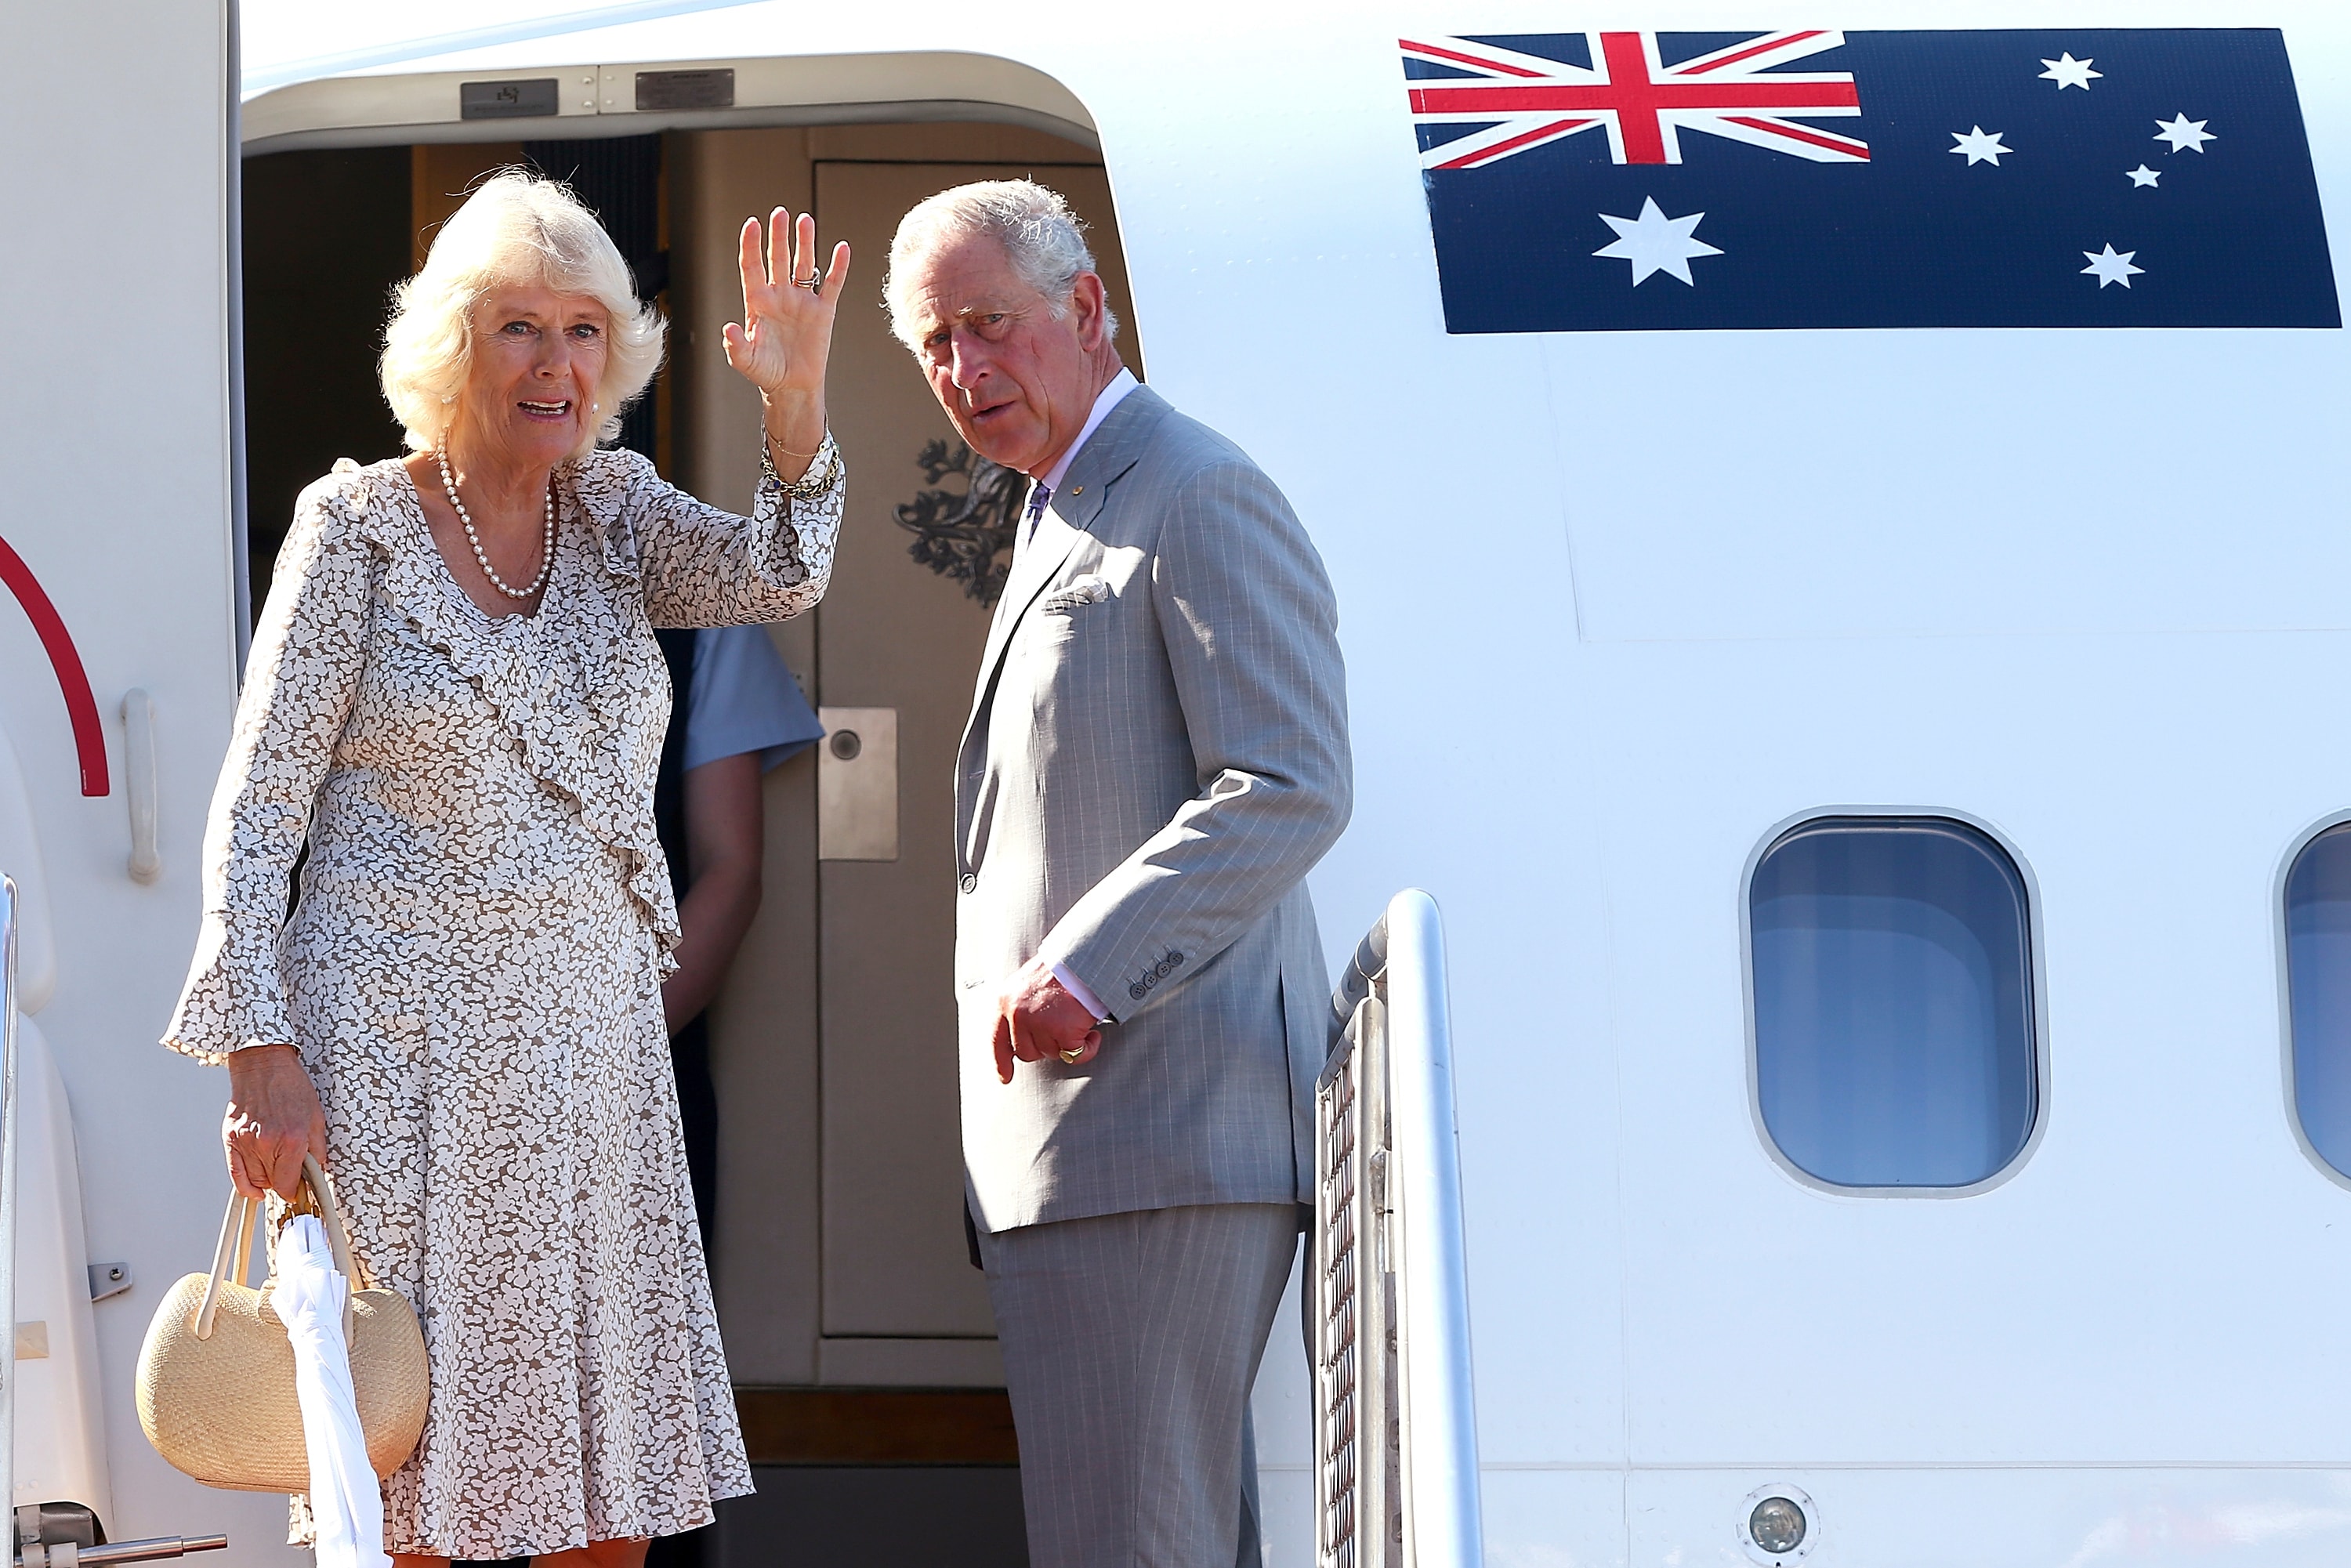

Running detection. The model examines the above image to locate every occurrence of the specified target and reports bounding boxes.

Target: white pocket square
[1039,575,1111,614]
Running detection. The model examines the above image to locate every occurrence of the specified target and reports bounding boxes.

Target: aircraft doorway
[240,116,1145,1568]
[799,154,1142,1362]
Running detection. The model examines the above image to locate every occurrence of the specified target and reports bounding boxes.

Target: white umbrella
[273,1216,390,1568]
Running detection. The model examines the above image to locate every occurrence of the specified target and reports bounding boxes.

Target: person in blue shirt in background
[653,623,824,1251]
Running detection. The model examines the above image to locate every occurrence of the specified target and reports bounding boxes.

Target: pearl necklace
[436,448,554,599]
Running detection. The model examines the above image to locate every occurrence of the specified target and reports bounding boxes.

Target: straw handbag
[136,1157,428,1492]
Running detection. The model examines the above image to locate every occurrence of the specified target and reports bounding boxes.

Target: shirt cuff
[1052,962,1110,1023]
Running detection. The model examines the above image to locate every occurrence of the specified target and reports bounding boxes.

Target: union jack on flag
[1404,30,1869,170]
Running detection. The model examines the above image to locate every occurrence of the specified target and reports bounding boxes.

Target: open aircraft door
[2,0,259,1557]
[1,718,111,1528]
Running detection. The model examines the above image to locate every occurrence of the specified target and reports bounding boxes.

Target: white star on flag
[1949,126,2013,166]
[1593,197,1723,286]
[2127,165,2161,187]
[2154,113,2216,154]
[2039,53,2103,89]
[2081,244,2144,288]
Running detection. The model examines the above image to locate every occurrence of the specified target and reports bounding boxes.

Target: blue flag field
[1404,28,2341,331]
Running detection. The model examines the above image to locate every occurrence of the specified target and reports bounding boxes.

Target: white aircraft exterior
[2,2,2347,1563]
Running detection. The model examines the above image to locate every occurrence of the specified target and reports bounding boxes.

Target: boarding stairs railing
[2,877,226,1567]
[2,875,15,1553]
[1313,889,1483,1568]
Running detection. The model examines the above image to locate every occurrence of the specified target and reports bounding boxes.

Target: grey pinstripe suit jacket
[954,386,1353,1233]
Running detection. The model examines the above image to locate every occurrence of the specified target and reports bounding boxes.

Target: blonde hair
[379,168,665,454]
[885,179,1119,352]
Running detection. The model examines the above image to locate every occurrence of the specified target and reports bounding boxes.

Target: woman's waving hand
[723,208,849,478]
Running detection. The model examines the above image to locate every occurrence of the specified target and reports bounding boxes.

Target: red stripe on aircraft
[0,534,110,797]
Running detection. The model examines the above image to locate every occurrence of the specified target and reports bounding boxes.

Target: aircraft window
[2283,824,2351,1180]
[1748,817,2038,1190]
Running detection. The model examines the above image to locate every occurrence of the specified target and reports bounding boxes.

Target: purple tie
[1023,483,1052,545]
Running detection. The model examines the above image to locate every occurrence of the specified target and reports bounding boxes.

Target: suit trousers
[979,1203,1300,1568]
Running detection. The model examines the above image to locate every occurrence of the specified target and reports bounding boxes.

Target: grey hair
[380,168,665,455]
[884,179,1121,351]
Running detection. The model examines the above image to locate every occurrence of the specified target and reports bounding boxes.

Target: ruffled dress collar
[327,452,682,950]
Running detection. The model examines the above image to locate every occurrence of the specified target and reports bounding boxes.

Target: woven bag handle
[193,1188,256,1340]
[193,1157,363,1342]
[301,1156,368,1343]
[234,1190,259,1287]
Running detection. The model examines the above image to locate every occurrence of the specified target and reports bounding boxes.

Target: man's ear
[1070,272,1110,350]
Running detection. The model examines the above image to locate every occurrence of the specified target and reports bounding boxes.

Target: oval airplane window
[2283,824,2351,1181]
[1748,817,2038,1190]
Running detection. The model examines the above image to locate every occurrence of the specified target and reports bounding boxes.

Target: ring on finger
[1059,1046,1085,1065]
[796,272,823,293]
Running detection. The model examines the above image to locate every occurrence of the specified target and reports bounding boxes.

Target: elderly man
[886,180,1351,1566]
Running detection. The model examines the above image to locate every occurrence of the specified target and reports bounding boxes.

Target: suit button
[959,873,978,894]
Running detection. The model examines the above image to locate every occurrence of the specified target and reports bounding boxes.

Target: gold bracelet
[762,433,841,499]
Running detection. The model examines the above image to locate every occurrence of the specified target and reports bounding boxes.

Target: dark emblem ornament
[895,438,1027,607]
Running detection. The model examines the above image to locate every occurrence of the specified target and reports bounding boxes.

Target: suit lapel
[955,388,1171,868]
[974,507,1081,696]
[958,513,1077,873]
[962,386,1168,733]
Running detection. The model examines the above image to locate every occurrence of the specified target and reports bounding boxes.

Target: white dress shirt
[1023,368,1139,1022]
[1036,368,1138,505]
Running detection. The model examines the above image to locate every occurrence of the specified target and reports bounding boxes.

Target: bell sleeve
[161,473,375,1065]
[607,440,843,629]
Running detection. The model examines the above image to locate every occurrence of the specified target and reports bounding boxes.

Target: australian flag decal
[1404,29,2342,331]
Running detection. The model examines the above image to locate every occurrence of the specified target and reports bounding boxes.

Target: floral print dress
[163,442,842,1558]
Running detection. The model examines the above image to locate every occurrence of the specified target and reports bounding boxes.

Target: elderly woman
[162,171,848,1566]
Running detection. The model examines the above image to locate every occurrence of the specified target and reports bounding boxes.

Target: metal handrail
[3,874,19,1526]
[16,1535,231,1568]
[1313,889,1483,1567]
